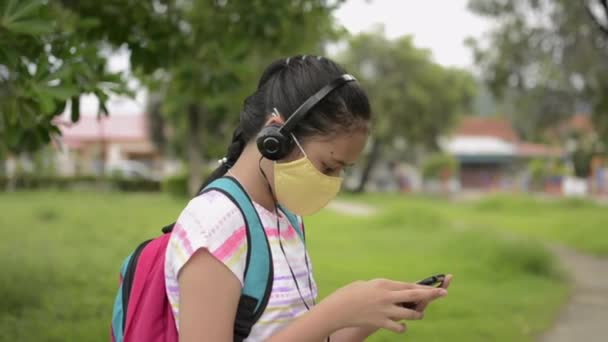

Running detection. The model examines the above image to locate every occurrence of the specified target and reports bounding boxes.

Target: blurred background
[1,0,607,341]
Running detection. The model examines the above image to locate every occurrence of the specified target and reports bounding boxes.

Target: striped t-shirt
[164,189,317,341]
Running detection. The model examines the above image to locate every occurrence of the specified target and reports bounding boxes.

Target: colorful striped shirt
[164,190,317,341]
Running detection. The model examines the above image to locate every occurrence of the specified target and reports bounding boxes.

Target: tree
[586,0,608,35]
[338,28,476,191]
[467,0,608,143]
[61,0,344,195]
[0,0,127,155]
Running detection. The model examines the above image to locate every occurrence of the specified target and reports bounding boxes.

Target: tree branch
[585,0,608,36]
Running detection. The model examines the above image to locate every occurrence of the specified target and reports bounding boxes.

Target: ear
[266,116,284,126]
[266,108,285,126]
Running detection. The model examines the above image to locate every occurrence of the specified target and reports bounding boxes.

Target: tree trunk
[355,139,382,193]
[187,104,204,197]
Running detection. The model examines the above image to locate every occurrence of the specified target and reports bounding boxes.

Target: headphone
[256,74,357,160]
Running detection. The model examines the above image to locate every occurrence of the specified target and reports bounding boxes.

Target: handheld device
[400,274,446,310]
[416,274,445,287]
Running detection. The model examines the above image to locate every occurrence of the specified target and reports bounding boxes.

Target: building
[55,114,167,178]
[443,117,563,191]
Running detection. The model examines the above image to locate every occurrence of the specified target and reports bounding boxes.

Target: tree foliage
[337,27,476,191]
[340,28,476,149]
[467,0,608,141]
[0,0,128,154]
[60,0,343,194]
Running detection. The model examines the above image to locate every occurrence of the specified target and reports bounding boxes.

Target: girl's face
[295,129,369,177]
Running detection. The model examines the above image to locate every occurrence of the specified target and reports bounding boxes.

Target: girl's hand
[321,278,448,334]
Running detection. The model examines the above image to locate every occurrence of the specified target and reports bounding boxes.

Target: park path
[328,200,608,342]
[539,245,608,342]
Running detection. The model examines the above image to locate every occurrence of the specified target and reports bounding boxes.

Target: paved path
[327,200,377,217]
[539,245,608,342]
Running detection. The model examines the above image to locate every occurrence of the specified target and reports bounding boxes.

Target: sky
[80,0,491,115]
[334,0,491,68]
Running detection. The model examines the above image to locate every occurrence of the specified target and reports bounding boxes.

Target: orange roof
[454,116,520,142]
[516,142,563,158]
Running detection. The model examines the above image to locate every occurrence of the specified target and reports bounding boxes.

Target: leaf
[51,100,67,116]
[38,92,55,114]
[3,19,52,35]
[2,0,19,19]
[5,0,43,23]
[71,96,80,122]
[38,84,79,101]
[99,100,109,116]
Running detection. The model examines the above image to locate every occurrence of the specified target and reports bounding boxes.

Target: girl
[165,55,451,341]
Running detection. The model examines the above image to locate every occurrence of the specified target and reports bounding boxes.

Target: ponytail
[197,126,246,193]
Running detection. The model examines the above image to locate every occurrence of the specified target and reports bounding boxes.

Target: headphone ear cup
[256,125,293,160]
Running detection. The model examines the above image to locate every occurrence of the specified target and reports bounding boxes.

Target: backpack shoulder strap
[205,177,273,338]
[279,205,305,243]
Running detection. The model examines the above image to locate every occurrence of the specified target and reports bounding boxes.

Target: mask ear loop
[272,107,280,118]
[290,133,307,159]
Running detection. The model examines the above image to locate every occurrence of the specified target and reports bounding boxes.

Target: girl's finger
[381,319,407,333]
[373,278,431,291]
[417,275,453,312]
[393,288,447,304]
[441,274,453,289]
[416,301,429,312]
[388,305,424,321]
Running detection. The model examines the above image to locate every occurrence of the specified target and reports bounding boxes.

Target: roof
[56,114,149,148]
[445,116,564,160]
[516,142,563,158]
[444,136,516,157]
[454,116,520,142]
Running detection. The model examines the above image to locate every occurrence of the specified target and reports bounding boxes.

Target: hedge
[0,175,161,192]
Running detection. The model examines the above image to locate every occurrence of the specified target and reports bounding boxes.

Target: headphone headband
[279,74,356,135]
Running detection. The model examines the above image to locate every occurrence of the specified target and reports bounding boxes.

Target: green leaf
[51,100,67,116]
[71,96,80,122]
[99,100,109,116]
[38,92,55,114]
[3,19,52,35]
[2,0,19,19]
[38,84,80,101]
[5,0,43,23]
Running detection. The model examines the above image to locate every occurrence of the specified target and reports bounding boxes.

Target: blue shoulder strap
[204,177,272,314]
[279,205,305,243]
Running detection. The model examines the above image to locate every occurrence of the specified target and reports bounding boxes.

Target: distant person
[112,55,451,342]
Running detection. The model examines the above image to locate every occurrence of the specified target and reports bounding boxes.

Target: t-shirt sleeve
[166,190,248,286]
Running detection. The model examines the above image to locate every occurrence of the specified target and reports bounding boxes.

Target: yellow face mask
[274,138,343,216]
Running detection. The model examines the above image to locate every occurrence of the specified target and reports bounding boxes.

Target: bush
[527,159,568,189]
[0,175,160,192]
[162,173,189,198]
[161,168,214,198]
[491,238,564,280]
[421,153,458,180]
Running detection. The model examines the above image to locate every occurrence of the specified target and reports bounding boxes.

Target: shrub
[421,153,458,180]
[161,168,214,198]
[0,175,160,192]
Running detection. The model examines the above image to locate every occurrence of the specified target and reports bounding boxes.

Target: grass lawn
[347,193,608,256]
[0,191,577,341]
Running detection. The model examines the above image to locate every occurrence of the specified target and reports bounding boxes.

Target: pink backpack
[110,177,303,342]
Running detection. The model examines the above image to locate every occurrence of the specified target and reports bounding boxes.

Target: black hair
[199,55,371,191]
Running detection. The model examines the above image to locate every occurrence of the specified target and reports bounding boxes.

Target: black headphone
[256,74,357,160]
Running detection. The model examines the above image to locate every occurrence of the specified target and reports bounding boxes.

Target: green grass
[0,191,580,341]
[347,193,608,256]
